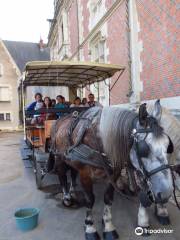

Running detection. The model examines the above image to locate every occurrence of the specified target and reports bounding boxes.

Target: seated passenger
[82,97,89,107]
[39,97,56,123]
[51,99,56,108]
[87,93,103,107]
[31,99,44,125]
[62,96,69,108]
[26,93,43,111]
[70,97,83,107]
[55,95,65,118]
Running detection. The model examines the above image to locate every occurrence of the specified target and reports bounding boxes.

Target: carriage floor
[0,132,179,240]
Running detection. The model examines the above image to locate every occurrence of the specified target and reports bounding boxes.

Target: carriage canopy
[23,61,125,88]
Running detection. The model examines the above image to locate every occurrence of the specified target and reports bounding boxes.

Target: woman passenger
[82,97,89,107]
[39,97,55,123]
[70,97,83,107]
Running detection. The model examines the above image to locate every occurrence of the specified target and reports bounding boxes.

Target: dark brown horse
[49,101,175,240]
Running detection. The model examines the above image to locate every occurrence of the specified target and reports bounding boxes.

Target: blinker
[136,140,150,158]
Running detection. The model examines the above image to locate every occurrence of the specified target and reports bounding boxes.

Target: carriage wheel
[33,154,43,189]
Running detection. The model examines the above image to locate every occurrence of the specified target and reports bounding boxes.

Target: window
[6,113,11,121]
[0,87,11,101]
[0,64,3,77]
[0,114,4,121]
[0,113,11,121]
[90,35,109,106]
[91,38,105,63]
[90,0,105,28]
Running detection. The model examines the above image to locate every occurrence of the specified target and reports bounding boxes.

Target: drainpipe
[125,0,133,108]
[128,0,142,110]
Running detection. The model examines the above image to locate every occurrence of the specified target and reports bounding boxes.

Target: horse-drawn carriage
[20,61,180,240]
[21,61,125,189]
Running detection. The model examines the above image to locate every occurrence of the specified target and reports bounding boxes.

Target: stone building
[0,39,50,130]
[48,0,180,112]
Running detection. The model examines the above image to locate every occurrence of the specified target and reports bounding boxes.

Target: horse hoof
[85,232,101,240]
[156,215,170,225]
[62,198,73,207]
[103,230,119,240]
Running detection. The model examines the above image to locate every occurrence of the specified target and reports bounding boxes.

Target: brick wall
[81,0,90,39]
[55,0,179,105]
[136,0,180,100]
[69,0,79,56]
[107,0,130,104]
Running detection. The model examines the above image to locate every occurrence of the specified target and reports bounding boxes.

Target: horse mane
[99,107,137,174]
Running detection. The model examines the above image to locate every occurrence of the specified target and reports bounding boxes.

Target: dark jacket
[26,101,36,111]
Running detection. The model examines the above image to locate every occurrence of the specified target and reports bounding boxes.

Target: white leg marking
[156,204,169,217]
[138,204,149,227]
[103,205,115,232]
[86,225,97,234]
[85,210,97,234]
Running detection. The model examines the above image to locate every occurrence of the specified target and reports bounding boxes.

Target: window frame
[0,112,11,121]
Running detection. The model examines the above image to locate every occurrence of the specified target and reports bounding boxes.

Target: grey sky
[0,0,54,43]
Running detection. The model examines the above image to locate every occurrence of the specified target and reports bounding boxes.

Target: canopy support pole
[22,78,26,141]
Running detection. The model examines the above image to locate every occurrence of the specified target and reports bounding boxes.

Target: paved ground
[0,132,179,240]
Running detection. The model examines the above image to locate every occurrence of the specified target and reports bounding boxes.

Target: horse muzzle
[154,192,170,204]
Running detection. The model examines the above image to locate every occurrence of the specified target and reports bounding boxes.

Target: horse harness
[65,109,112,170]
[65,110,180,209]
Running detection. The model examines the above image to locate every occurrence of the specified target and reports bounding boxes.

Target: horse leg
[79,168,100,240]
[70,167,78,192]
[57,162,73,207]
[103,184,119,240]
[137,204,150,235]
[69,167,78,201]
[154,204,170,225]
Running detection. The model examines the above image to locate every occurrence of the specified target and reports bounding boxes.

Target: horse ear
[152,99,162,122]
[139,103,148,126]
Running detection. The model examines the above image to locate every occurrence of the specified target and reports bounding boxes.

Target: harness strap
[67,109,101,154]
[147,164,170,178]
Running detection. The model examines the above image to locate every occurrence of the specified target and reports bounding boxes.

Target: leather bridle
[132,126,180,209]
[132,128,171,180]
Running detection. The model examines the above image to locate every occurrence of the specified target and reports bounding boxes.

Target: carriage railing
[25,107,90,117]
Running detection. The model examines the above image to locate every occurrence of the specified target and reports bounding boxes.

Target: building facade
[0,40,20,130]
[0,40,50,130]
[48,0,180,111]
